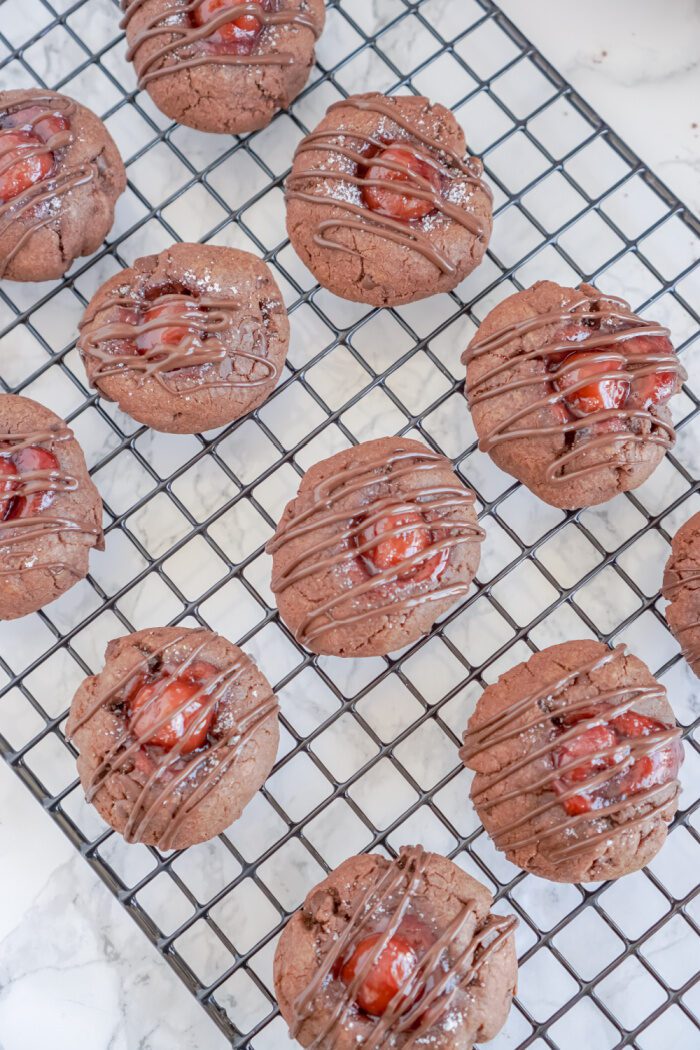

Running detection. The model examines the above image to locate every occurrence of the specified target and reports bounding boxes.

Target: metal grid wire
[0,0,699,1047]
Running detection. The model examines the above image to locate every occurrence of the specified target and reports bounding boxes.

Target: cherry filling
[545,321,678,422]
[552,705,682,817]
[362,144,442,222]
[341,932,417,1016]
[554,351,630,415]
[193,0,271,52]
[0,106,69,203]
[357,511,448,583]
[127,660,218,754]
[0,446,60,521]
[133,299,207,356]
[624,333,680,409]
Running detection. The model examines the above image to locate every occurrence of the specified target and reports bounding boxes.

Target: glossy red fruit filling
[554,351,630,416]
[624,333,679,408]
[0,446,60,521]
[135,300,203,355]
[341,931,419,1016]
[0,107,68,203]
[547,326,679,422]
[194,0,270,52]
[4,105,70,141]
[0,130,53,203]
[546,321,592,364]
[357,511,447,583]
[362,144,441,222]
[553,706,682,817]
[128,660,218,753]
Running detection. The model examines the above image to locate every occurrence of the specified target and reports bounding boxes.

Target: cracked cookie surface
[274,846,518,1050]
[67,626,279,850]
[121,0,325,134]
[267,436,484,657]
[77,242,289,434]
[461,640,683,883]
[463,280,686,509]
[0,393,104,620]
[0,89,125,282]
[285,92,493,306]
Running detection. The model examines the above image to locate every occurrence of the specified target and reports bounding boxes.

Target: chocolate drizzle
[460,645,682,864]
[266,445,484,648]
[0,93,92,276]
[289,846,517,1047]
[0,424,102,580]
[121,0,323,88]
[462,288,686,486]
[286,95,492,274]
[69,630,278,850]
[78,289,277,395]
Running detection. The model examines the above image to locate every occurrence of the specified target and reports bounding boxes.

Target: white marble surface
[499,0,700,218]
[1,3,700,1050]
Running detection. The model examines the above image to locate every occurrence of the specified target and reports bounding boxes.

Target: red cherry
[362,145,442,222]
[554,351,630,416]
[563,793,593,816]
[624,334,679,408]
[0,457,18,520]
[129,661,218,753]
[0,129,53,203]
[341,932,418,1017]
[135,301,199,355]
[554,717,618,817]
[557,722,618,785]
[7,446,60,519]
[4,106,69,142]
[3,106,69,142]
[194,0,267,50]
[358,511,447,583]
[554,706,681,816]
[611,709,663,738]
[611,708,682,797]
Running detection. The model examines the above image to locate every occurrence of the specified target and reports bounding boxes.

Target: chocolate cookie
[121,0,325,135]
[0,394,103,620]
[67,627,279,850]
[663,511,700,677]
[77,242,289,434]
[461,640,683,883]
[463,281,686,509]
[267,437,484,657]
[0,89,126,282]
[285,92,493,307]
[274,845,518,1050]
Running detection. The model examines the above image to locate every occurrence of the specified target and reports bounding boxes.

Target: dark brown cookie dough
[461,640,683,883]
[121,0,325,135]
[663,511,700,677]
[285,92,493,307]
[0,394,103,620]
[274,846,518,1050]
[77,242,289,434]
[0,89,125,282]
[463,281,686,509]
[67,626,279,850]
[267,436,484,658]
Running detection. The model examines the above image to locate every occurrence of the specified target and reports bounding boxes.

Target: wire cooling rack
[0,1,699,1047]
